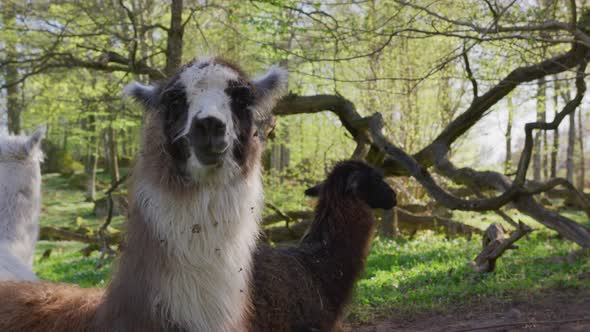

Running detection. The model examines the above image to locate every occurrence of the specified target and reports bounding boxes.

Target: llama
[0,128,45,282]
[251,160,397,332]
[0,57,288,332]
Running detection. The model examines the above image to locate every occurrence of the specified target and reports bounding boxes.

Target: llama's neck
[307,197,374,251]
[0,162,41,267]
[101,166,262,332]
[302,197,375,308]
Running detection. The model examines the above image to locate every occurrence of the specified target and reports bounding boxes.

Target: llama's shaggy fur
[0,128,44,281]
[251,160,397,332]
[0,58,287,332]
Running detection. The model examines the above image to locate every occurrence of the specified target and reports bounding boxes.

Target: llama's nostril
[209,142,229,154]
[193,117,226,137]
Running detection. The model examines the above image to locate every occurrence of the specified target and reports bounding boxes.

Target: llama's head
[0,128,45,165]
[124,57,288,185]
[305,160,396,209]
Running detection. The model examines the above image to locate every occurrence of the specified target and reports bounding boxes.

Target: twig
[95,173,129,270]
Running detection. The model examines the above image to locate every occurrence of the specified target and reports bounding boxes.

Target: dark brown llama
[0,57,288,332]
[251,160,397,332]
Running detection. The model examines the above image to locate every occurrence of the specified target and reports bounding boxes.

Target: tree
[550,76,560,178]
[1,0,589,249]
[2,1,20,134]
[505,94,514,174]
[533,77,546,182]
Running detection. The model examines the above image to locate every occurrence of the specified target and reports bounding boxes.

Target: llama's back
[0,281,102,332]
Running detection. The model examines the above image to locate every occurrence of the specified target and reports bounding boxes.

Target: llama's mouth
[197,150,226,166]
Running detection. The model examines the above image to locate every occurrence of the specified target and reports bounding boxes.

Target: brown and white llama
[0,128,45,282]
[0,57,288,332]
[251,160,397,332]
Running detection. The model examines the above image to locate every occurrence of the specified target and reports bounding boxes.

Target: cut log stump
[470,222,533,273]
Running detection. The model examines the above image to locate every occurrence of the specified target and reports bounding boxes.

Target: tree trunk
[380,208,397,238]
[578,108,586,191]
[505,94,514,173]
[108,125,120,184]
[533,77,546,181]
[4,2,20,135]
[164,0,184,77]
[567,111,576,184]
[551,77,560,178]
[470,222,532,273]
[84,114,98,201]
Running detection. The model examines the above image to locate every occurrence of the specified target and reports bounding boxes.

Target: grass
[33,173,590,321]
[351,230,589,321]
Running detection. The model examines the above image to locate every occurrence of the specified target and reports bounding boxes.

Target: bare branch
[462,44,478,99]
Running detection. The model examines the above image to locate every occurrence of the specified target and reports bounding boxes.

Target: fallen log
[262,210,313,226]
[262,207,480,242]
[395,208,481,237]
[262,220,312,243]
[469,222,532,273]
[40,226,121,246]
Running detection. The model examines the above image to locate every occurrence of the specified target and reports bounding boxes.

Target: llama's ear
[24,126,46,153]
[304,183,323,197]
[123,81,160,110]
[251,66,289,116]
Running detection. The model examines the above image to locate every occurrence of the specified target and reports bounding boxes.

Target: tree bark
[533,77,546,181]
[164,0,184,77]
[578,107,585,191]
[551,76,560,178]
[108,126,120,184]
[380,208,397,238]
[505,94,514,173]
[4,2,20,134]
[470,222,532,273]
[567,111,576,184]
[84,113,98,201]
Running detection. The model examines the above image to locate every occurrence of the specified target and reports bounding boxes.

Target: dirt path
[345,289,590,331]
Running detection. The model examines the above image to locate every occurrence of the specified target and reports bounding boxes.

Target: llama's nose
[197,117,226,136]
[190,117,230,164]
[197,117,228,153]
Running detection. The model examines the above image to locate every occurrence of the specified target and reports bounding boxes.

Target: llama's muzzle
[189,116,230,165]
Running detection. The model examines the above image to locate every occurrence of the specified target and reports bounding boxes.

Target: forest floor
[345,288,590,331]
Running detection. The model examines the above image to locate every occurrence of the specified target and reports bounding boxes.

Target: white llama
[0,128,44,281]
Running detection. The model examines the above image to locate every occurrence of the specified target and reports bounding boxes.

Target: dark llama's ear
[251,66,289,117]
[24,126,46,154]
[123,81,160,110]
[304,183,324,197]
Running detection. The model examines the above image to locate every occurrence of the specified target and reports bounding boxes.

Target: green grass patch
[349,230,589,321]
[41,172,125,230]
[34,241,114,288]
